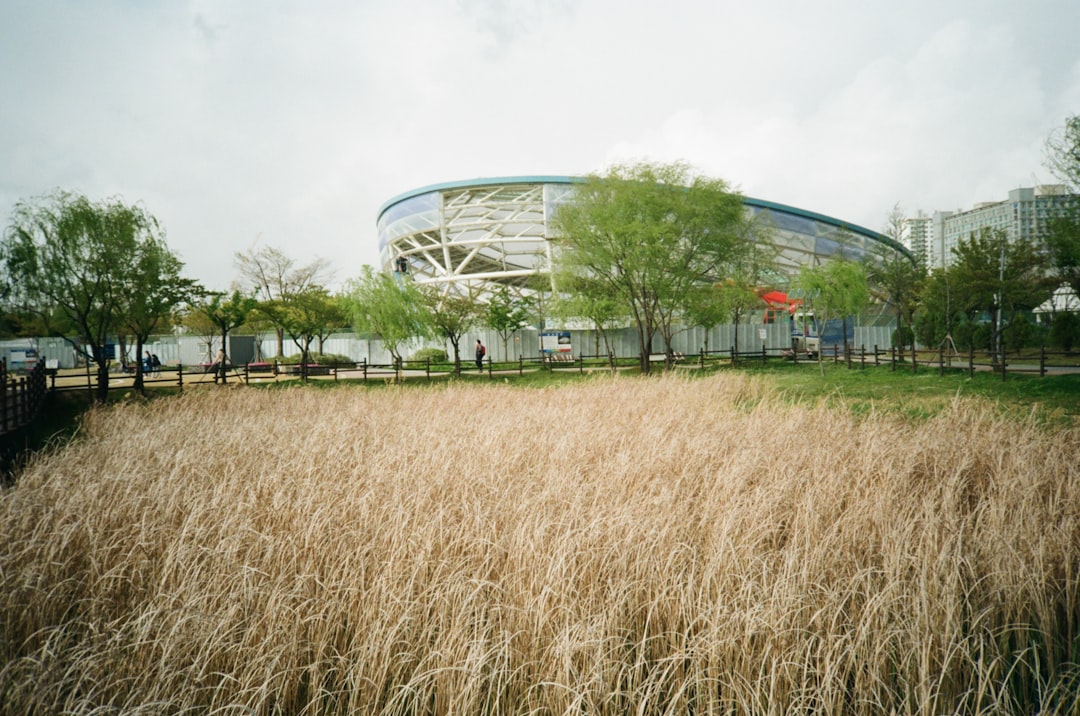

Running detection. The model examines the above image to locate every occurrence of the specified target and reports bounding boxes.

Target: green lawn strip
[735,361,1080,423]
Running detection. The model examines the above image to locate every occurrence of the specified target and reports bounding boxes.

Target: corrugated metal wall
[7,322,896,370]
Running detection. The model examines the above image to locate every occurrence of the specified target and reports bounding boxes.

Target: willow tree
[344,266,431,378]
[1,191,190,402]
[796,258,870,376]
[551,161,747,373]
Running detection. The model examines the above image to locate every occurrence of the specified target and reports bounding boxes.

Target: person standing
[475,339,486,371]
[213,348,225,384]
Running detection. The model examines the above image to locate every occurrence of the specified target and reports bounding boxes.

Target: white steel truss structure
[376,176,908,296]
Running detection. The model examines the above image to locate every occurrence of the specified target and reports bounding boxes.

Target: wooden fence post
[939,345,945,376]
[1040,345,1046,378]
[968,344,975,379]
[177,363,183,391]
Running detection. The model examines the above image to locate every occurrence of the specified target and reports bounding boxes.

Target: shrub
[410,347,448,363]
[1050,312,1080,352]
[275,352,353,366]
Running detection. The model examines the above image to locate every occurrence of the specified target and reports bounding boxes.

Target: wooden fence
[37,345,1080,403]
[1,359,49,436]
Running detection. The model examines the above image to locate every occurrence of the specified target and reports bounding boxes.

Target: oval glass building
[377,176,909,292]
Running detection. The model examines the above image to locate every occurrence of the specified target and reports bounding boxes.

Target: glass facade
[377,177,908,293]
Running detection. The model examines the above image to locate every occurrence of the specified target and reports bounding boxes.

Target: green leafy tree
[913,267,963,351]
[193,290,258,384]
[867,204,923,361]
[705,239,776,356]
[312,294,348,356]
[117,238,201,391]
[1050,311,1080,352]
[260,287,341,382]
[682,283,731,355]
[1044,210,1080,298]
[1,190,177,402]
[181,306,219,364]
[1041,114,1080,304]
[950,228,1049,360]
[796,258,871,375]
[486,285,533,360]
[235,245,333,357]
[344,266,430,375]
[420,286,480,373]
[551,161,747,373]
[551,277,625,364]
[0,305,60,339]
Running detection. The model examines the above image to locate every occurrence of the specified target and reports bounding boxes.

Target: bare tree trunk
[95,359,110,403]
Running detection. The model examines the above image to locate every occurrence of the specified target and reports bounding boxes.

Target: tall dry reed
[1,374,1078,715]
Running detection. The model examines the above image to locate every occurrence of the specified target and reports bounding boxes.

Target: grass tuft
[2,373,1078,714]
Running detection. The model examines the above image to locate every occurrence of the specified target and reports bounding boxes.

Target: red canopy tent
[760,290,789,308]
[759,290,803,317]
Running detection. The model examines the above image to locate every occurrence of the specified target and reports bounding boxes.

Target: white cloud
[1,0,1077,289]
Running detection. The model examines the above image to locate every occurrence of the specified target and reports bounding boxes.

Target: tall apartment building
[903,211,932,272]
[920,185,1078,270]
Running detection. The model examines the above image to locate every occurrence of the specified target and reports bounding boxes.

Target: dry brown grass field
[1,374,1078,715]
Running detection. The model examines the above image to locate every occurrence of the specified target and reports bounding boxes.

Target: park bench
[544,353,577,367]
[648,352,685,365]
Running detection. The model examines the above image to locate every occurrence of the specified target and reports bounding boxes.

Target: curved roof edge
[377,175,910,258]
[377,176,580,221]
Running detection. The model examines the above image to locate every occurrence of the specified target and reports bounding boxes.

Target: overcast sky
[2,0,1078,291]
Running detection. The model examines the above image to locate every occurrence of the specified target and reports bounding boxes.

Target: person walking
[475,339,486,371]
